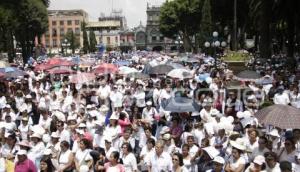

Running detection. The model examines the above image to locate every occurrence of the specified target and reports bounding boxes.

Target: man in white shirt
[273,88,290,105]
[147,140,173,172]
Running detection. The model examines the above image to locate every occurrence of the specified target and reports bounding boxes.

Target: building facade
[145,4,176,51]
[86,11,127,50]
[133,22,147,50]
[42,10,88,53]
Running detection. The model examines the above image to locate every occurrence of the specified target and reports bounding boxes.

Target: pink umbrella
[69,73,96,84]
[93,63,118,75]
[47,68,75,75]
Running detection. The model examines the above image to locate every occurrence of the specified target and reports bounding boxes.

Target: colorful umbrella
[93,63,118,75]
[47,68,75,75]
[69,73,96,84]
[254,105,300,129]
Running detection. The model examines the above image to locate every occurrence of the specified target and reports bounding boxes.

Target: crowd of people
[0,52,299,172]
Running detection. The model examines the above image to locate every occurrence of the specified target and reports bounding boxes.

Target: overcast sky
[49,0,166,28]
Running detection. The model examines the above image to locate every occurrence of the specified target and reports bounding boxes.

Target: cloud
[49,0,166,28]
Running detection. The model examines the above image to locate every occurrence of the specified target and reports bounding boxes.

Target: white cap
[213,156,225,164]
[109,113,119,120]
[30,133,42,139]
[163,133,171,140]
[25,94,32,99]
[78,123,86,128]
[268,129,280,137]
[4,104,11,109]
[99,105,109,112]
[43,149,52,155]
[67,115,76,121]
[253,155,265,165]
[17,150,27,155]
[202,146,220,159]
[75,129,84,135]
[146,101,152,106]
[51,132,60,138]
[104,136,113,143]
[86,105,92,109]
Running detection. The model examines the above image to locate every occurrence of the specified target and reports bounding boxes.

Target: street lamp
[61,39,70,56]
[204,31,227,69]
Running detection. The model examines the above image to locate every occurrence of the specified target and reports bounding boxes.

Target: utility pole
[233,0,237,51]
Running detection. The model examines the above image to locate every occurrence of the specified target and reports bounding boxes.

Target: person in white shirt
[121,142,138,172]
[28,133,45,168]
[290,87,300,108]
[133,84,146,109]
[0,93,7,109]
[109,86,123,110]
[273,88,290,105]
[264,151,281,172]
[146,140,173,172]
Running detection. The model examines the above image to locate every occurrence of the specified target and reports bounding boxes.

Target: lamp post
[61,39,70,56]
[204,31,227,69]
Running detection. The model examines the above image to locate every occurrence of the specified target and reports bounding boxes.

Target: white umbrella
[118,66,138,75]
[167,68,193,79]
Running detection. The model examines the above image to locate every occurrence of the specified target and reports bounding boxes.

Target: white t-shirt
[122,153,138,172]
[228,156,246,170]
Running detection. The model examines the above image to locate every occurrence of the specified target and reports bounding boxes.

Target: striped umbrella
[254,105,300,129]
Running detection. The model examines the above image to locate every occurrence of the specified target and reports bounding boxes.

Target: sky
[49,0,166,28]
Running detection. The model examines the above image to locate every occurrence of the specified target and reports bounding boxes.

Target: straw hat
[18,140,31,148]
[202,146,220,159]
[230,138,246,151]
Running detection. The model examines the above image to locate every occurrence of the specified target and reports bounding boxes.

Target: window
[115,36,118,43]
[67,20,72,25]
[75,28,80,35]
[107,37,110,45]
[52,21,56,26]
[60,21,64,26]
[152,36,156,41]
[67,28,73,33]
[160,36,164,41]
[46,40,49,47]
[75,20,80,25]
[53,39,57,47]
[52,28,57,37]
[60,28,65,36]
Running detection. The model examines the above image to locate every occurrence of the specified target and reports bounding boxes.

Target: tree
[198,0,212,49]
[82,22,89,54]
[89,31,97,52]
[159,0,202,52]
[65,30,80,54]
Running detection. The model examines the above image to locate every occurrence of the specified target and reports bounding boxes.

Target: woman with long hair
[40,156,55,172]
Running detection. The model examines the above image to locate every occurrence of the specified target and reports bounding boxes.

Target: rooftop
[86,21,121,28]
[48,9,88,17]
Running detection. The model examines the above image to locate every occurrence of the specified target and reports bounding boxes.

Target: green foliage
[82,22,89,54]
[65,31,80,54]
[198,0,212,47]
[0,0,48,63]
[89,31,97,53]
[159,0,202,52]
